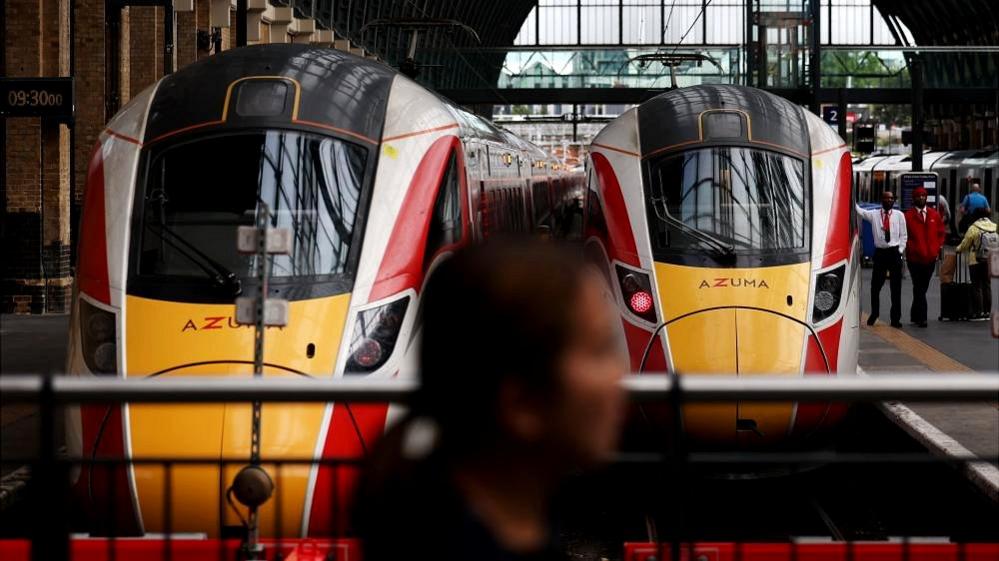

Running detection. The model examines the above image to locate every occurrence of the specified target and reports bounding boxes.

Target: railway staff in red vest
[904,187,946,327]
[857,191,908,328]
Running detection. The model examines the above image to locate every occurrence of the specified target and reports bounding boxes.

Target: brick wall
[2,0,73,314]
[71,0,106,275]
[5,0,246,314]
[129,6,163,99]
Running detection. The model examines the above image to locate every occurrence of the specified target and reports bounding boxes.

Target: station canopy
[297,0,996,100]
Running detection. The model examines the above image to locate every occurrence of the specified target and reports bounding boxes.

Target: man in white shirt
[856,190,908,328]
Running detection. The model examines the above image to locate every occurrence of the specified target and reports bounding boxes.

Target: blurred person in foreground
[956,207,998,320]
[353,241,627,561]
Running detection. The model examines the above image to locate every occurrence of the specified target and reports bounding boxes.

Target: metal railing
[1,373,997,561]
[3,373,997,404]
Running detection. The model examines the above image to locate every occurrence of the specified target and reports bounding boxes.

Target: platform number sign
[822,106,840,127]
[0,78,74,121]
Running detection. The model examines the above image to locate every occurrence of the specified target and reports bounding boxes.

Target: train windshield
[644,146,808,265]
[131,130,368,300]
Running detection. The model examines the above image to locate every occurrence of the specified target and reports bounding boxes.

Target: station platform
[858,266,998,499]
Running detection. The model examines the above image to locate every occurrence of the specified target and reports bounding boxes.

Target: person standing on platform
[857,191,908,328]
[956,207,998,321]
[958,181,989,234]
[904,187,946,327]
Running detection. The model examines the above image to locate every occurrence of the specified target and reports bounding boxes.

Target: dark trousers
[970,263,992,318]
[871,247,903,324]
[908,261,935,324]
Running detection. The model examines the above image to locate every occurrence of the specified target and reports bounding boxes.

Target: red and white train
[585,85,860,447]
[66,43,583,537]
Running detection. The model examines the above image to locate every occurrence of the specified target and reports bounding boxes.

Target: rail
[2,373,997,403]
[2,373,998,561]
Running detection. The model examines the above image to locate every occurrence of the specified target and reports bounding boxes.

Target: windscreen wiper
[651,197,736,259]
[144,221,243,296]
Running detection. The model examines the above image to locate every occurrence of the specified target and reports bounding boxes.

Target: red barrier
[4,539,997,561]
[624,542,999,561]
[0,538,361,561]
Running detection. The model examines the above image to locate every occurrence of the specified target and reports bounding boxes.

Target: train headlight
[615,265,658,323]
[345,296,410,375]
[79,300,118,375]
[812,265,846,323]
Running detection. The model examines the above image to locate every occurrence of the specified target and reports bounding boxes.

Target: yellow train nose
[666,308,807,447]
[121,293,352,535]
[128,366,326,536]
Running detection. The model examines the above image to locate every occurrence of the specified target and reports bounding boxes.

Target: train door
[873,171,886,199]
[950,169,968,208]
[466,141,489,240]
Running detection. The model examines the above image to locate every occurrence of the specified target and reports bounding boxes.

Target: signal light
[80,299,117,375]
[345,296,410,375]
[615,265,657,323]
[811,265,846,323]
[351,339,384,369]
[629,291,654,314]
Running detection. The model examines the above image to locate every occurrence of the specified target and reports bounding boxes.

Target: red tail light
[615,265,658,323]
[629,291,654,314]
[345,296,410,375]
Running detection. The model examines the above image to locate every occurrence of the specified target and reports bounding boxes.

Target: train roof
[634,85,809,160]
[139,43,545,158]
[143,43,397,146]
[929,149,996,170]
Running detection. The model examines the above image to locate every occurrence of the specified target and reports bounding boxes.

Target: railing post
[32,374,69,561]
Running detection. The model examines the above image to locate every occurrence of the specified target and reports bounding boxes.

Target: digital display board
[0,78,74,121]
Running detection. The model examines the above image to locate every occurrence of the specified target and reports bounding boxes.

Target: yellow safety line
[861,312,974,373]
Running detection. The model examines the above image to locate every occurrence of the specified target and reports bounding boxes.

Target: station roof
[877,0,998,90]
[321,0,998,92]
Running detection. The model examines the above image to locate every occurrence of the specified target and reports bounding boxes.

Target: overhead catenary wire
[669,0,713,57]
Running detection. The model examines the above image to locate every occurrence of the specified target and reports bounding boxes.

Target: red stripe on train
[822,152,854,268]
[307,135,464,536]
[77,144,111,305]
[791,319,845,436]
[591,152,640,267]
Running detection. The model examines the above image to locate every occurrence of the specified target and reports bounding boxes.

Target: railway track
[2,406,996,557]
[559,404,999,560]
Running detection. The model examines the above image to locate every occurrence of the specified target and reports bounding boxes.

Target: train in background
[585,85,859,448]
[67,43,583,538]
[853,150,998,219]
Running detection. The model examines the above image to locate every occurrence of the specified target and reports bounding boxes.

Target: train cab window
[644,146,808,265]
[424,152,462,265]
[132,130,368,300]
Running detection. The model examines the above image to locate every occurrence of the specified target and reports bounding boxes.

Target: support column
[176,5,198,67]
[129,6,163,98]
[71,0,107,272]
[837,87,847,141]
[911,57,924,171]
[808,0,821,115]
